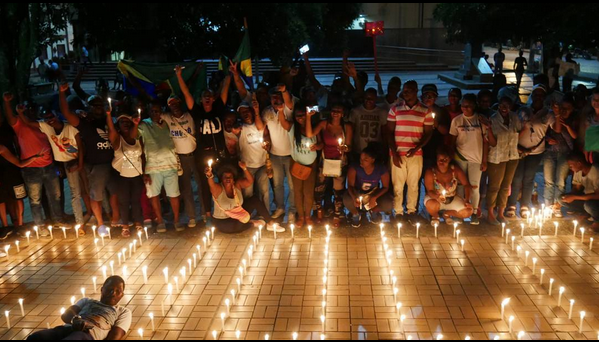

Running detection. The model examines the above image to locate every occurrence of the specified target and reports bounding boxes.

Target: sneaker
[588,216,595,222]
[97,225,109,236]
[175,223,185,232]
[487,216,500,226]
[266,224,286,233]
[504,206,517,218]
[352,215,361,228]
[0,251,5,258]
[553,209,563,218]
[143,219,153,226]
[271,209,286,219]
[470,214,480,225]
[156,223,167,233]
[55,221,70,228]
[17,229,29,239]
[0,227,13,240]
[288,212,296,225]
[520,207,530,219]
[188,219,197,228]
[40,227,50,237]
[369,213,382,226]
[251,220,266,229]
[445,216,455,226]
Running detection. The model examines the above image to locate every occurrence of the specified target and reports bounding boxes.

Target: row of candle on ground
[201,331,533,340]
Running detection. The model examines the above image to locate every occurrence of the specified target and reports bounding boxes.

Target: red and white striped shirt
[387,100,433,156]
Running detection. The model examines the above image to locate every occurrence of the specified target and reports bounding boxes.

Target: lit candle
[212,331,218,340]
[48,226,53,239]
[520,223,525,238]
[117,252,122,266]
[399,314,405,331]
[70,296,76,305]
[416,223,420,239]
[225,298,230,315]
[396,302,402,315]
[516,245,522,255]
[539,269,545,285]
[94,239,99,249]
[265,334,270,340]
[174,276,180,292]
[4,245,11,259]
[74,225,80,239]
[220,312,226,331]
[235,330,241,340]
[259,225,263,239]
[100,233,105,246]
[138,231,143,246]
[208,159,214,169]
[167,283,173,304]
[511,236,515,250]
[80,287,86,299]
[163,267,169,284]
[321,314,326,332]
[211,227,215,241]
[517,331,525,340]
[456,229,460,244]
[14,240,19,253]
[461,239,465,252]
[505,229,510,244]
[107,227,111,240]
[180,267,186,282]
[202,237,207,252]
[322,288,327,301]
[557,286,565,307]
[590,237,594,251]
[524,250,530,267]
[290,224,294,239]
[18,299,24,317]
[33,226,39,240]
[144,226,148,240]
[25,231,30,245]
[579,311,586,334]
[108,97,112,111]
[548,278,554,296]
[573,220,578,236]
[236,278,241,292]
[500,298,510,319]
[434,223,438,238]
[4,311,10,329]
[359,196,363,210]
[431,112,436,120]
[128,243,132,258]
[437,334,443,340]
[273,224,277,239]
[122,266,127,279]
[568,299,575,319]
[554,222,559,237]
[580,227,585,243]
[149,313,155,331]
[465,337,471,341]
[501,223,505,238]
[338,138,343,146]
[393,287,398,302]
[538,222,543,237]
[293,332,298,340]
[508,315,515,334]
[532,258,537,274]
[92,277,97,294]
[138,328,143,340]
[91,225,97,238]
[308,226,312,239]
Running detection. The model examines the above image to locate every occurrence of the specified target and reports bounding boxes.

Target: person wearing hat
[4,92,65,235]
[507,84,553,218]
[236,100,271,211]
[132,100,183,233]
[262,84,297,224]
[60,83,121,236]
[161,93,202,228]
[106,112,144,238]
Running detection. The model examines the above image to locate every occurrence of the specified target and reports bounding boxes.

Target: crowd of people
[0,51,598,243]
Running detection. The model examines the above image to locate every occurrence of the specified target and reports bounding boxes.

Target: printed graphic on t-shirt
[200,119,222,135]
[96,128,111,150]
[50,135,78,158]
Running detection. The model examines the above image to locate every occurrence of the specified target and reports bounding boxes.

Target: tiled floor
[0,221,598,340]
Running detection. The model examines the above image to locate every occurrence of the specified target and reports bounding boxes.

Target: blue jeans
[65,165,84,225]
[270,155,296,214]
[508,153,544,209]
[243,166,271,214]
[22,164,63,225]
[561,193,599,222]
[543,150,569,206]
[26,325,93,340]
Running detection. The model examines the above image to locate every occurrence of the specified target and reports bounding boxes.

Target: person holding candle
[59,84,121,236]
[449,94,496,225]
[287,104,322,228]
[421,84,450,171]
[205,162,283,234]
[344,144,393,228]
[306,103,352,227]
[424,146,473,226]
[387,80,434,225]
[237,100,271,212]
[26,276,131,341]
[132,101,183,233]
[562,153,598,230]
[544,96,578,218]
[106,109,144,238]
[176,65,231,228]
[486,97,521,225]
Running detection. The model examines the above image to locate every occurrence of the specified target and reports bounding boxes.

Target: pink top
[12,119,52,168]
[322,125,344,160]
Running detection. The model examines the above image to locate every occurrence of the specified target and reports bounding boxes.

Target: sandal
[111,221,123,229]
[430,217,440,227]
[443,214,454,226]
[121,227,131,238]
[504,206,517,218]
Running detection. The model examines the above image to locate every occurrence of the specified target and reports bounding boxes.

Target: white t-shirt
[450,114,486,164]
[262,105,293,157]
[348,105,388,153]
[161,113,196,154]
[38,122,79,162]
[239,124,266,168]
[74,298,132,340]
[517,108,554,155]
[573,165,599,195]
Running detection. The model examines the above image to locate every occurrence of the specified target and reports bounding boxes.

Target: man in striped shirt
[386,80,434,223]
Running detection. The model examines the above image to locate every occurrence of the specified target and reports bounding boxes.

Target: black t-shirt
[76,118,114,165]
[423,105,450,166]
[191,99,227,153]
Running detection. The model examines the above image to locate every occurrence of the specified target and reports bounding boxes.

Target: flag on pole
[232,27,254,90]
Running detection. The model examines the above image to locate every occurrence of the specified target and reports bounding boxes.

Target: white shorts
[424,195,469,212]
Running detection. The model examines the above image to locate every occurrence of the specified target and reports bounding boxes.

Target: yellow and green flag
[232,28,254,90]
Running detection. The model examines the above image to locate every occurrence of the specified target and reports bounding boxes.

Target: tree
[73,3,362,65]
[434,3,599,69]
[0,3,70,100]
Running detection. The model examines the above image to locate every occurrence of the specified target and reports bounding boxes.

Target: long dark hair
[293,103,307,149]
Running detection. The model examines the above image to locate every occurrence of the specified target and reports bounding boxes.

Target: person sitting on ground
[344,144,393,228]
[27,276,132,341]
[424,146,474,226]
[562,153,599,230]
[205,162,284,234]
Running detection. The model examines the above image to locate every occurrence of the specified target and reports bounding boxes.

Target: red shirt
[12,118,53,168]
[387,101,434,157]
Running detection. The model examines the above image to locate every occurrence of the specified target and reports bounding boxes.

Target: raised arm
[236,161,254,189]
[204,165,223,198]
[175,65,195,111]
[305,111,324,138]
[16,105,40,129]
[277,108,292,132]
[73,67,91,100]
[106,110,120,150]
[59,83,81,127]
[2,93,18,127]
[278,84,293,111]
[252,97,265,131]
[302,53,323,90]
[229,61,248,101]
